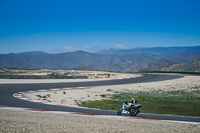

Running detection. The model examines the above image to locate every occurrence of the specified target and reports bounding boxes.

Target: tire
[129,108,139,116]
[117,108,122,115]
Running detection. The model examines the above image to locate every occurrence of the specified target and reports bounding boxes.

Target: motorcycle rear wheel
[117,109,122,115]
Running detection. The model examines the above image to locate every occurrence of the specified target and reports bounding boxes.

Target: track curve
[1,74,200,123]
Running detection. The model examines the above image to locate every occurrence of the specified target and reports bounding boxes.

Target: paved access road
[1,74,200,123]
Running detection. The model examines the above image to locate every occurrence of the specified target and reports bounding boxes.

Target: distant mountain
[97,46,200,54]
[161,58,200,72]
[95,48,122,55]
[0,46,200,72]
[0,50,110,69]
[96,46,200,63]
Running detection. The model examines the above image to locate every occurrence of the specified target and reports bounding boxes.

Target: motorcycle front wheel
[129,108,139,116]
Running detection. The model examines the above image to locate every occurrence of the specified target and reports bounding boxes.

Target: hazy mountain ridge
[0,46,200,72]
[97,46,200,54]
[76,58,175,72]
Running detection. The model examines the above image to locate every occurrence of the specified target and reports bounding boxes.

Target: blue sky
[0,0,200,53]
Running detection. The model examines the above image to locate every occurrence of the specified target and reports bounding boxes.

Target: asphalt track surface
[0,74,200,123]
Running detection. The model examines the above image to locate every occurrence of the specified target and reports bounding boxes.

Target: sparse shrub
[107,89,112,92]
[36,95,46,99]
[100,94,107,98]
[46,94,51,98]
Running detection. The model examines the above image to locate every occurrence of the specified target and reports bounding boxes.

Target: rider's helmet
[130,98,135,104]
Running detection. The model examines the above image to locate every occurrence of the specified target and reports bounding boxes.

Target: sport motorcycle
[117,102,142,116]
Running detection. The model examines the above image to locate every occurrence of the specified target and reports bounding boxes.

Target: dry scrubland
[0,70,140,84]
[0,108,200,133]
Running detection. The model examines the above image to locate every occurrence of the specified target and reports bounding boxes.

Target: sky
[0,0,200,54]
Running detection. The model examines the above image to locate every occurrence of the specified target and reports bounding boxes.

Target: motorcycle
[117,101,142,116]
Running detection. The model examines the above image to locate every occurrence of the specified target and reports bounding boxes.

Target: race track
[1,74,200,123]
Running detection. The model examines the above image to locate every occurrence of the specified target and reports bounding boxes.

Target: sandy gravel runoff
[1,108,200,133]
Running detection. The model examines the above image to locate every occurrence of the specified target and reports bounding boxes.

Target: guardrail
[137,71,200,75]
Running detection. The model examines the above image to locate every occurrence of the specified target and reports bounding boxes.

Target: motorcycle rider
[118,97,141,116]
[122,98,136,112]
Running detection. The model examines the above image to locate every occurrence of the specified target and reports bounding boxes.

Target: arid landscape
[1,1,200,132]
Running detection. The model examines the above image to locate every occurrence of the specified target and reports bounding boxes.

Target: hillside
[161,58,200,72]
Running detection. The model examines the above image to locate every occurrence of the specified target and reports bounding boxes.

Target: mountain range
[0,46,200,72]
